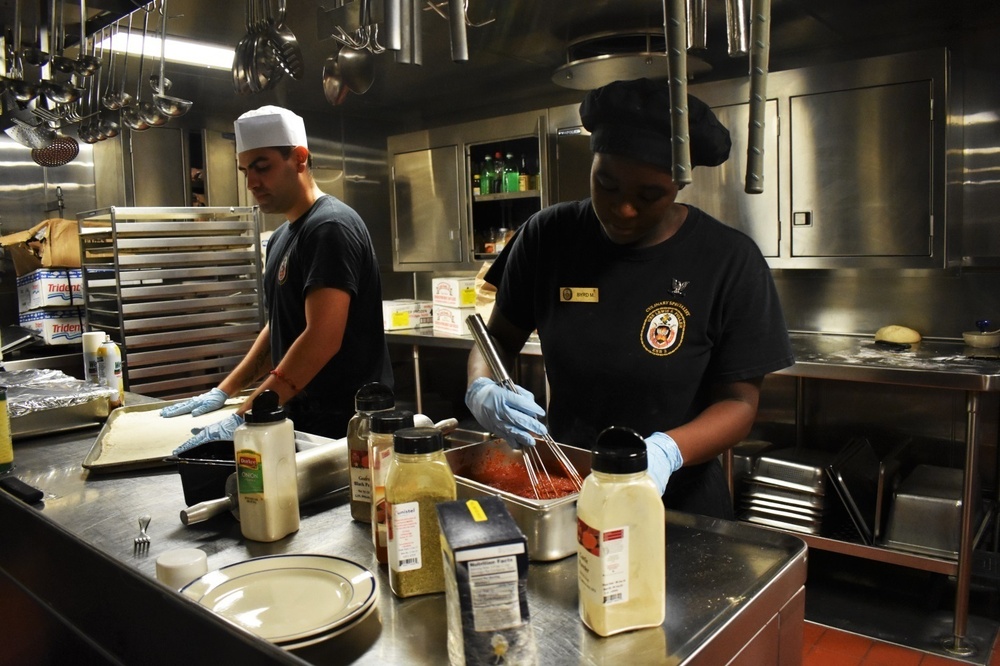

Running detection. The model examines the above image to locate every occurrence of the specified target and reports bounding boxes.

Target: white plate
[181,554,377,644]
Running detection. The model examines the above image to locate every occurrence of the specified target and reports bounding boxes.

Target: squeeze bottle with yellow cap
[96,335,124,408]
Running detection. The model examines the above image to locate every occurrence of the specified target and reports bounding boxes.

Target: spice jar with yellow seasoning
[385,426,457,597]
[347,382,395,523]
[577,426,665,636]
[370,410,415,564]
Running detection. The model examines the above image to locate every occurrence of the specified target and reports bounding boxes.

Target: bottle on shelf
[483,228,498,254]
[493,152,505,194]
[472,173,481,196]
[518,154,530,192]
[480,156,494,197]
[504,152,520,193]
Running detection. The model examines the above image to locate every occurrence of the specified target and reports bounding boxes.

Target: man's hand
[160,388,229,418]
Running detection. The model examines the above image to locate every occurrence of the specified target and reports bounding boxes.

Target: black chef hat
[580,78,731,171]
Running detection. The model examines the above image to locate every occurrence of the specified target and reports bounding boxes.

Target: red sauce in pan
[473,448,578,499]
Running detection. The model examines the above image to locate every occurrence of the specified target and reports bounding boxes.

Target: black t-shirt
[493,200,793,450]
[264,195,393,431]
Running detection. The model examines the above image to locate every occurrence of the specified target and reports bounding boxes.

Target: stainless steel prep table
[0,416,806,665]
[388,329,1000,657]
[774,333,1000,657]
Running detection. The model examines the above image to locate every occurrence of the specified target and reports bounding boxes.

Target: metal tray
[745,481,827,510]
[753,447,835,495]
[445,438,590,561]
[12,398,109,440]
[83,399,241,473]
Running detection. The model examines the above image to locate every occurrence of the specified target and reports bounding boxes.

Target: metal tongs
[466,314,583,498]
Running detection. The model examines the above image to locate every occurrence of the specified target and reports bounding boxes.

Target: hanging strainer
[31,135,80,167]
[4,117,56,149]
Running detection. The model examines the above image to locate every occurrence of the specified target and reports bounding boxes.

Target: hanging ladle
[74,0,101,76]
[40,0,80,103]
[151,0,191,117]
[102,14,131,110]
[7,0,41,102]
[121,8,152,131]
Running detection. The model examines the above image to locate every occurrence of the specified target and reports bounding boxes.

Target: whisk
[466,314,584,499]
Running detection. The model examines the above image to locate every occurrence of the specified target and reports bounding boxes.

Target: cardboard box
[383,299,433,330]
[433,277,477,308]
[18,308,85,345]
[437,497,534,665]
[16,268,83,311]
[0,218,81,277]
[433,305,475,336]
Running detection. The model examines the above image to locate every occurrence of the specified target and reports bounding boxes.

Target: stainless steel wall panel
[129,129,188,208]
[678,99,781,257]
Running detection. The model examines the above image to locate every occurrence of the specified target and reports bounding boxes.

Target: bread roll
[874,325,922,344]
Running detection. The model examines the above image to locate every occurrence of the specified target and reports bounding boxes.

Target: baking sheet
[83,399,241,473]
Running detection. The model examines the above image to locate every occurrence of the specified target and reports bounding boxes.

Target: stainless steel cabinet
[387,110,548,271]
[77,206,264,398]
[690,48,952,269]
[391,146,464,267]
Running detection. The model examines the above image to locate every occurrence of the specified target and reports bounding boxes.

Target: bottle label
[577,518,629,606]
[388,500,422,572]
[237,449,264,494]
[350,449,372,502]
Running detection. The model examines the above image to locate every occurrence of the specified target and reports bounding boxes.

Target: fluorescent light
[98,32,232,70]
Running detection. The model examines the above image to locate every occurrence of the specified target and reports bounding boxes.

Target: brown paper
[0,218,81,276]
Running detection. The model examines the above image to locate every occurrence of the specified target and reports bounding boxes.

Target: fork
[133,515,151,554]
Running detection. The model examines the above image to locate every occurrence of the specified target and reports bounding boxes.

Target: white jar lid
[156,548,208,590]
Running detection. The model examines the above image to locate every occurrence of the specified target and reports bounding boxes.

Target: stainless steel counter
[0,409,807,665]
[386,328,1000,657]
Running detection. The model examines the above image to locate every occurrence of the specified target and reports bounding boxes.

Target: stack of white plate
[181,554,378,650]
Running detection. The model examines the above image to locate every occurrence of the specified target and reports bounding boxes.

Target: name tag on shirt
[559,287,599,303]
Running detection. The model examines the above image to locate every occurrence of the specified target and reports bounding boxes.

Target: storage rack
[76,206,264,399]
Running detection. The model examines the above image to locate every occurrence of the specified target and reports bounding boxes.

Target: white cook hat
[234,106,309,154]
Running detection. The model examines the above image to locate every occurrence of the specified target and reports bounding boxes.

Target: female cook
[465,78,794,519]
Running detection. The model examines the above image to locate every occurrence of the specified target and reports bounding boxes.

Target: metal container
[752,447,834,495]
[445,438,590,561]
[883,464,965,559]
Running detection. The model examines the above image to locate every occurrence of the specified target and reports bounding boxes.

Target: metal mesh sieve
[31,135,79,167]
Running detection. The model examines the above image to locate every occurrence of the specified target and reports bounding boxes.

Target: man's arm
[240,286,351,409]
[219,325,274,414]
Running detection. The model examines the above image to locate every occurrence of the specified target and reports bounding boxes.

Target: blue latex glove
[173,413,244,455]
[465,377,547,449]
[644,432,684,495]
[160,388,229,418]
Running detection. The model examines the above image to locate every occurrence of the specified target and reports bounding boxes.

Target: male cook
[163,105,392,450]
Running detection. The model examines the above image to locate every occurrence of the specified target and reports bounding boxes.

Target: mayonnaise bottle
[577,426,666,636]
[235,390,299,542]
[96,334,124,408]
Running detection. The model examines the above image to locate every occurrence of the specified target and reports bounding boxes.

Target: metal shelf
[77,206,264,399]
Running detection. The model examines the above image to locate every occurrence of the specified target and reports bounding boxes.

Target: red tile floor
[803,621,1000,666]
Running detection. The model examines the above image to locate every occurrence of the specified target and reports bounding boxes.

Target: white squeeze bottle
[236,390,299,542]
[577,426,666,636]
[97,334,124,408]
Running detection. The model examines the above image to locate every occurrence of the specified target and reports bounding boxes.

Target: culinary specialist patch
[641,301,689,356]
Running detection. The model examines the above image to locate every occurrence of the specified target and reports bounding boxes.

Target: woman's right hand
[465,377,547,449]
